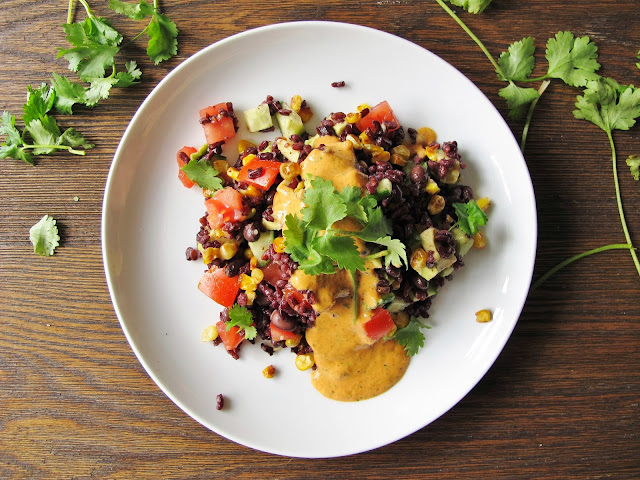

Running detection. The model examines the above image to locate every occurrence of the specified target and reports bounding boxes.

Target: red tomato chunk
[176,145,197,188]
[198,266,240,308]
[205,187,249,229]
[356,100,400,133]
[200,102,236,145]
[216,319,244,351]
[362,308,396,341]
[237,159,281,192]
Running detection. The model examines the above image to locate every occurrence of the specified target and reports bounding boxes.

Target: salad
[178,95,489,402]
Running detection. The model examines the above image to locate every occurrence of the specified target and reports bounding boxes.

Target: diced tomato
[237,159,282,192]
[356,100,400,133]
[261,261,289,286]
[176,146,197,188]
[270,322,300,342]
[200,102,236,145]
[198,266,240,308]
[204,187,249,229]
[216,319,244,351]
[362,308,396,341]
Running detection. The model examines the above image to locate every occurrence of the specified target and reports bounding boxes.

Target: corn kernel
[285,336,302,348]
[244,248,254,259]
[213,160,229,175]
[262,365,276,378]
[295,353,315,371]
[280,162,301,180]
[473,230,486,249]
[197,243,205,254]
[244,185,262,197]
[410,248,428,271]
[220,242,238,260]
[346,112,361,123]
[427,194,445,215]
[425,178,440,195]
[294,180,305,193]
[425,146,439,162]
[298,105,313,123]
[245,290,256,306]
[417,126,437,145]
[290,95,303,112]
[391,144,411,159]
[363,144,383,155]
[372,150,391,163]
[202,247,219,264]
[476,197,491,211]
[212,228,228,239]
[240,273,257,291]
[242,153,257,166]
[390,153,407,166]
[249,256,258,268]
[359,131,371,144]
[357,103,370,112]
[237,139,255,154]
[227,167,239,180]
[273,236,286,253]
[250,268,264,283]
[475,309,492,323]
[201,324,219,342]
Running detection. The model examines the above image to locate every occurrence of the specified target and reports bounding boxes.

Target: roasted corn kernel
[357,103,370,112]
[245,290,256,306]
[244,185,262,197]
[251,268,264,283]
[476,196,491,211]
[346,112,361,123]
[262,365,276,378]
[220,242,238,260]
[298,105,313,123]
[427,194,446,215]
[201,324,219,342]
[473,231,486,249]
[244,248,254,259]
[240,273,257,291]
[391,153,408,167]
[202,247,219,265]
[410,248,428,270]
[425,178,440,195]
[213,160,229,174]
[372,150,391,163]
[273,236,286,253]
[285,336,302,348]
[295,353,315,371]
[226,167,239,180]
[417,126,437,145]
[290,95,303,112]
[242,153,257,166]
[475,309,492,323]
[280,162,301,180]
[249,256,258,268]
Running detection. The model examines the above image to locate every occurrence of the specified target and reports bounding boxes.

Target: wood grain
[1,0,638,478]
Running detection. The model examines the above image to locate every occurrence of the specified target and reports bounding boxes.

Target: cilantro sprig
[393,316,431,357]
[180,156,224,191]
[226,304,257,340]
[452,199,488,236]
[30,215,60,256]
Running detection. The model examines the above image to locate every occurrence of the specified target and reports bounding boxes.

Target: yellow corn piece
[425,146,439,161]
[346,112,361,124]
[425,178,440,195]
[295,353,315,371]
[280,162,301,180]
[201,324,219,342]
[357,103,370,112]
[220,242,238,260]
[214,160,229,174]
[262,365,276,378]
[391,144,411,160]
[273,236,286,253]
[285,336,302,348]
[290,95,303,112]
[226,167,239,180]
[476,197,491,211]
[372,150,391,163]
[197,243,205,254]
[249,256,258,268]
[237,139,255,153]
[202,247,218,265]
[244,248,254,259]
[245,290,256,306]
[251,268,264,283]
[473,231,486,249]
[410,248,428,271]
[244,185,262,197]
[242,153,257,167]
[417,126,437,145]
[391,153,408,167]
[359,132,371,144]
[427,195,445,215]
[240,273,257,291]
[475,309,492,323]
[294,180,305,193]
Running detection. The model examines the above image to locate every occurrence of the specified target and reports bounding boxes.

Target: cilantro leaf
[25,116,61,155]
[114,60,142,87]
[371,236,408,268]
[226,304,257,340]
[393,317,430,357]
[301,176,347,230]
[497,37,535,82]
[58,18,121,81]
[313,231,365,272]
[353,207,392,242]
[51,73,88,114]
[453,199,488,236]
[29,215,60,256]
[108,0,154,20]
[85,76,120,106]
[0,111,32,164]
[180,158,223,191]
[546,31,601,87]
[626,155,640,181]
[57,127,94,150]
[23,84,56,126]
[573,78,640,133]
[446,0,492,14]
[498,82,540,120]
[147,12,178,65]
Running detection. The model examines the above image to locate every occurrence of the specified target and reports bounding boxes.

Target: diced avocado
[417,255,457,281]
[244,103,273,133]
[262,218,280,231]
[387,297,410,313]
[416,227,457,280]
[333,120,348,136]
[419,227,441,262]
[276,138,300,163]
[190,143,209,161]
[249,231,274,266]
[451,226,474,257]
[427,285,438,297]
[305,134,319,146]
[276,103,306,138]
[376,178,393,199]
[439,266,455,278]
[259,141,273,153]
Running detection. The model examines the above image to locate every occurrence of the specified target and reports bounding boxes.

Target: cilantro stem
[434,0,505,78]
[520,80,551,152]
[607,129,640,276]
[350,270,359,323]
[23,144,86,156]
[130,25,151,43]
[519,75,551,83]
[77,0,95,20]
[531,243,633,291]
[67,0,75,24]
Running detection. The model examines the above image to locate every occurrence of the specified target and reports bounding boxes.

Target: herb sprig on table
[435,0,640,285]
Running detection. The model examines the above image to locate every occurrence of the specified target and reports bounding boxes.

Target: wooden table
[1,0,638,478]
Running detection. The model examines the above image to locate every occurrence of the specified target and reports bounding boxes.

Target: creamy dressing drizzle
[275,136,410,401]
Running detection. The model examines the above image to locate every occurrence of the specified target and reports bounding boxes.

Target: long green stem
[23,144,87,155]
[607,130,640,275]
[520,80,551,152]
[78,0,95,19]
[434,0,505,78]
[350,270,359,323]
[520,75,551,83]
[531,244,633,291]
[67,0,75,24]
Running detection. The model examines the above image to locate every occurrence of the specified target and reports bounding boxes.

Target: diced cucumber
[244,103,273,132]
[387,297,410,313]
[262,217,280,231]
[451,226,473,257]
[249,231,274,266]
[333,120,348,136]
[376,178,393,198]
[276,138,300,163]
[276,103,306,138]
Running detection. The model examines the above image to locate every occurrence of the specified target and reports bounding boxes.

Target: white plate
[102,21,536,458]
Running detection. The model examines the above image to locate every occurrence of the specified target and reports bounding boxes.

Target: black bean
[412,275,429,290]
[185,247,199,261]
[270,310,296,331]
[410,165,426,184]
[243,223,260,242]
[224,258,244,277]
